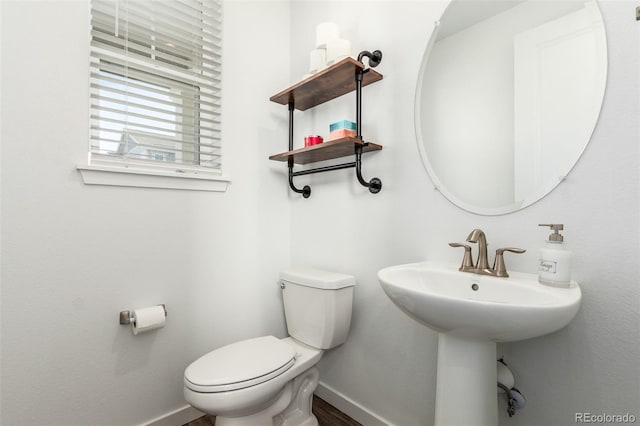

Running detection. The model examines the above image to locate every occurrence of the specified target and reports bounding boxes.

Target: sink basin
[378,261,582,342]
[379,261,582,425]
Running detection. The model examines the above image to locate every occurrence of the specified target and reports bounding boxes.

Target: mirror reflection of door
[514,1,606,202]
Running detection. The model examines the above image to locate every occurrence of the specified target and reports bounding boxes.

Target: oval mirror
[415,0,607,215]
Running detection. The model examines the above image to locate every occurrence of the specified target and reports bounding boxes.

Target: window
[79,0,229,191]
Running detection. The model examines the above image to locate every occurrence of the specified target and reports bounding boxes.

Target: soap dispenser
[538,224,572,287]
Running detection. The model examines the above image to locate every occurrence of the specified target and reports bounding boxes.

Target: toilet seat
[184,336,296,393]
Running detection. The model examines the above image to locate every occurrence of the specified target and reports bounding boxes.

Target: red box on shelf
[304,135,324,147]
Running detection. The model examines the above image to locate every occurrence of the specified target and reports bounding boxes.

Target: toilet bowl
[184,336,322,423]
[184,269,355,426]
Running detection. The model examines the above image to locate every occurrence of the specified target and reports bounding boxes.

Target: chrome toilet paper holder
[119,304,167,325]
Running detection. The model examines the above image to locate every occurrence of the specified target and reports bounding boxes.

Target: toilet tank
[280,268,355,350]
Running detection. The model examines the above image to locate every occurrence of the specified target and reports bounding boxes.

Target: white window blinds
[89,0,222,172]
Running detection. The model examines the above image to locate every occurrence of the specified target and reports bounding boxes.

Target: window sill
[77,163,230,192]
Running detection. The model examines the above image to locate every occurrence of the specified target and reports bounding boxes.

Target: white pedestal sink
[378,261,581,426]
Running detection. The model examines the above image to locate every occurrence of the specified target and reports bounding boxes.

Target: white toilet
[184,268,355,426]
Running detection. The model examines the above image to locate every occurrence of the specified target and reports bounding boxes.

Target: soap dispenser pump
[538,224,572,287]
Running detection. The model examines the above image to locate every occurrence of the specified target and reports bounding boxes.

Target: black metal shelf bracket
[355,144,382,194]
[287,101,311,198]
[354,50,383,194]
[288,161,311,198]
[285,50,383,198]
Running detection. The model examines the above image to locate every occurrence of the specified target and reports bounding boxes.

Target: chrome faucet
[449,229,525,277]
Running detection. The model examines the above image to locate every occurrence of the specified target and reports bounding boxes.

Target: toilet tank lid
[280,268,355,290]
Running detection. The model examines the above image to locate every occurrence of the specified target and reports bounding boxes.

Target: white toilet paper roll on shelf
[326,39,351,65]
[309,48,326,73]
[131,305,166,335]
[316,22,339,48]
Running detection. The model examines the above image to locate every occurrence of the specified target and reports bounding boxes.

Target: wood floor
[183,395,361,426]
[312,395,362,426]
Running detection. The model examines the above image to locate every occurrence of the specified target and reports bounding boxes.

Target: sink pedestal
[435,333,497,426]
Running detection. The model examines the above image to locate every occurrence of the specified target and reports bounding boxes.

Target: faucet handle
[493,247,526,278]
[449,243,475,271]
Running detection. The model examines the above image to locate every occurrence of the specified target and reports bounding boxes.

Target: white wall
[0,1,291,425]
[289,1,639,425]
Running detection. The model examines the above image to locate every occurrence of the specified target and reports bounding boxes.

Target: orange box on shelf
[328,129,356,140]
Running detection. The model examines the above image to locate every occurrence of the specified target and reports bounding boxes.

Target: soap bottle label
[538,247,572,287]
[539,259,557,274]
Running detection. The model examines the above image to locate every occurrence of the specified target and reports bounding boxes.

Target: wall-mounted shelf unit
[268,51,384,198]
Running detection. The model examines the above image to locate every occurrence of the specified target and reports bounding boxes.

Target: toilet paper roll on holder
[119,304,167,325]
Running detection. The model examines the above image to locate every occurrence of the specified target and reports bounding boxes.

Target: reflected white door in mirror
[415,0,607,215]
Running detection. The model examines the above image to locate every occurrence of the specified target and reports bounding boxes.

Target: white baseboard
[315,382,393,426]
[141,384,391,426]
[141,404,205,426]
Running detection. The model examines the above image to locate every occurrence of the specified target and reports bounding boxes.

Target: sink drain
[471,283,479,291]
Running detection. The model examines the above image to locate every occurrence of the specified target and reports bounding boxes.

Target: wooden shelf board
[269,137,383,165]
[269,57,383,111]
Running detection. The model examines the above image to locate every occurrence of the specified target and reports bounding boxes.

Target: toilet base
[275,367,319,426]
[215,367,320,426]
